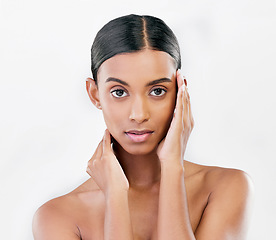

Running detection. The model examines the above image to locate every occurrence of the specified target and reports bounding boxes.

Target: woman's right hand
[86,129,129,197]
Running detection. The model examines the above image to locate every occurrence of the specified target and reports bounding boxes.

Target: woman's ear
[86,78,102,109]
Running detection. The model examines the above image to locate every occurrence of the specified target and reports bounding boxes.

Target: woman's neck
[113,143,161,189]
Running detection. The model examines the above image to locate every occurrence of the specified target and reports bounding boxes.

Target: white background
[1,0,275,239]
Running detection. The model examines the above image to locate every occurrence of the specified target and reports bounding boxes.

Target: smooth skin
[32,49,254,240]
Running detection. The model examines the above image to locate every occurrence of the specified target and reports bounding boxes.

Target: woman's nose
[129,97,150,123]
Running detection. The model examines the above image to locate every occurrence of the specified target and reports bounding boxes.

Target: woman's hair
[91,14,181,84]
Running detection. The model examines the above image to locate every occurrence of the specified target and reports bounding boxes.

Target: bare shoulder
[184,161,255,239]
[206,164,254,195]
[32,193,81,239]
[33,178,101,239]
[184,159,254,194]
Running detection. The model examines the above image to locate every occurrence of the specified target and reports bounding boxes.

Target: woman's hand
[87,130,134,239]
[86,129,129,196]
[157,69,194,167]
[156,70,195,239]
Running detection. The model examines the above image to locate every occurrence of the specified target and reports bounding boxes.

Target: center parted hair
[91,14,181,84]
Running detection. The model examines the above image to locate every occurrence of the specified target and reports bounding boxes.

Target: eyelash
[150,88,167,97]
[110,87,167,98]
[111,89,128,98]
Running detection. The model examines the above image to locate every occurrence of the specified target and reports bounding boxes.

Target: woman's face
[95,49,177,155]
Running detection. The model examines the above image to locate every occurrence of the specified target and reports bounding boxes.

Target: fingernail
[184,79,187,86]
[178,69,182,76]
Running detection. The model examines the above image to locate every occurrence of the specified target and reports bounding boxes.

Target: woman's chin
[125,147,155,156]
[113,141,157,156]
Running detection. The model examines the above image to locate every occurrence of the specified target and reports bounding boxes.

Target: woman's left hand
[157,69,194,167]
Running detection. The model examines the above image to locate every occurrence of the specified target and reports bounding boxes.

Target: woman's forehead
[97,49,176,85]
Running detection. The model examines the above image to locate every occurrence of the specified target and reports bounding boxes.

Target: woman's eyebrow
[105,77,129,86]
[105,77,171,87]
[145,78,172,86]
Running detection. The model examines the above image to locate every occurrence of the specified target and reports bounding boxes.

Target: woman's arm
[104,190,133,240]
[86,129,134,240]
[158,162,195,239]
[33,130,133,240]
[157,70,254,239]
[194,169,254,239]
[158,163,254,240]
[157,70,195,239]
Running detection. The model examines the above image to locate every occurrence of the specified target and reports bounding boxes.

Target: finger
[87,139,103,171]
[87,158,95,176]
[102,129,112,154]
[183,87,190,126]
[176,69,184,89]
[86,164,97,182]
[91,139,103,160]
[186,90,195,128]
[86,164,93,176]
[183,86,195,132]
[173,70,185,119]
[174,83,185,128]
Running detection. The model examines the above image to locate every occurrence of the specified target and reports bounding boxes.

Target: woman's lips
[125,130,154,143]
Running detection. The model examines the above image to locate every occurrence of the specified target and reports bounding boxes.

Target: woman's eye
[111,89,128,98]
[150,88,167,97]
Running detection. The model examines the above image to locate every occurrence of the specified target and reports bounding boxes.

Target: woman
[32,14,254,240]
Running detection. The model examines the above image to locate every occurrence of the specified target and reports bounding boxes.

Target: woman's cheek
[101,99,126,132]
[157,97,175,133]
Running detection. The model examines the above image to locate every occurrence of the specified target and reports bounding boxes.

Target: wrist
[105,187,129,201]
[159,153,183,165]
[161,161,185,175]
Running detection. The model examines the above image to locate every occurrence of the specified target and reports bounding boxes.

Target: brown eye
[111,89,128,98]
[150,88,166,96]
